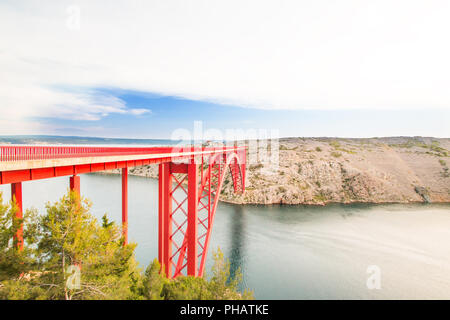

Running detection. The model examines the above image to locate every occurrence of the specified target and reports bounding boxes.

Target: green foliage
[331,151,342,158]
[0,280,48,300]
[142,259,167,300]
[329,141,341,149]
[427,141,448,156]
[390,140,449,157]
[0,192,40,282]
[161,276,211,300]
[313,192,327,203]
[279,145,297,151]
[143,249,253,300]
[0,191,142,300]
[249,163,264,170]
[37,193,142,299]
[329,140,356,154]
[101,214,114,228]
[0,192,253,300]
[208,248,253,300]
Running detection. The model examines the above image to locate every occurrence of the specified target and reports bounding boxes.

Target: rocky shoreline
[98,137,450,205]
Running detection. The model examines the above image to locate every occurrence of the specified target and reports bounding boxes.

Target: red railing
[0,145,246,162]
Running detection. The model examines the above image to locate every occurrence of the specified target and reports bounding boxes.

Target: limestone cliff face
[103,137,450,205]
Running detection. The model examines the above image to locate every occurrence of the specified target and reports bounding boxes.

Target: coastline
[93,171,450,206]
[93,136,450,206]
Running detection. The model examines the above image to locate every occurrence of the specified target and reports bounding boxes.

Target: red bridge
[0,145,246,278]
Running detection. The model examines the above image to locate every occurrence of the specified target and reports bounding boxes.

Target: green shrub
[250,163,264,170]
[331,151,342,158]
[313,193,327,202]
[329,141,341,148]
[143,249,253,300]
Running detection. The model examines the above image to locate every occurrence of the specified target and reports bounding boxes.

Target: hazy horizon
[0,134,448,144]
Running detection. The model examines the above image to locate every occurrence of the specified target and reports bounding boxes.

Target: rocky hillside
[105,137,450,205]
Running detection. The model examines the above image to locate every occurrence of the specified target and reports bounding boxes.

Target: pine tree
[0,191,143,300]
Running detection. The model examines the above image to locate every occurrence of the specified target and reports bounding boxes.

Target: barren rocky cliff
[104,137,450,205]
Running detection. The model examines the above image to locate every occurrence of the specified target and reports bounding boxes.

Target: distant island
[1,135,449,205]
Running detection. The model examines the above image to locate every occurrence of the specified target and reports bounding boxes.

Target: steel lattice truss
[158,148,246,278]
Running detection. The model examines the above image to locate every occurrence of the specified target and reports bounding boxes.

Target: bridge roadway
[0,146,240,182]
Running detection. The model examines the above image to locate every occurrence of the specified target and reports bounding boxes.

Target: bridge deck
[0,145,245,185]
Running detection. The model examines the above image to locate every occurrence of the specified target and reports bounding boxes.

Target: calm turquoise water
[1,174,450,299]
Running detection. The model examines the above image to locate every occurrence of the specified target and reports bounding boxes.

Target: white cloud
[129,108,151,116]
[0,51,149,126]
[0,0,449,133]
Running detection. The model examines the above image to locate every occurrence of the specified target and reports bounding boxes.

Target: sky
[0,0,449,138]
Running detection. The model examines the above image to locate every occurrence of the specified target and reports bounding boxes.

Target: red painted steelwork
[70,175,80,195]
[158,147,246,278]
[187,161,199,276]
[11,182,23,250]
[0,145,246,277]
[0,146,242,185]
[0,146,174,162]
[122,168,128,245]
[160,162,173,278]
[158,164,165,267]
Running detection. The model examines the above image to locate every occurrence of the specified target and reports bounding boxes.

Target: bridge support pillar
[11,182,23,250]
[70,175,80,196]
[158,160,200,278]
[187,162,199,276]
[158,162,172,278]
[122,168,128,245]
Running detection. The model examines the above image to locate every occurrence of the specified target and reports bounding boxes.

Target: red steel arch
[158,147,246,278]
